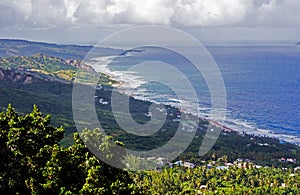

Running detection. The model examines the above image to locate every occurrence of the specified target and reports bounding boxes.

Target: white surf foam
[88,55,300,146]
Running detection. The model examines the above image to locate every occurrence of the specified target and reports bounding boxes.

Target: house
[225,163,233,167]
[183,162,195,168]
[286,158,296,163]
[147,157,156,161]
[174,161,183,166]
[279,158,286,162]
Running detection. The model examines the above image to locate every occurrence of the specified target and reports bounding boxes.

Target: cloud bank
[0,0,299,30]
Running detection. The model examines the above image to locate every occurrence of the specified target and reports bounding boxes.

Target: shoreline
[89,60,300,147]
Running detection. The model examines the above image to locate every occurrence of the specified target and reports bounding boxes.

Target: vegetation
[0,50,298,167]
[0,105,136,194]
[133,165,300,194]
[0,68,299,166]
[0,54,90,81]
[0,39,121,60]
[0,39,299,194]
[0,54,76,72]
[0,105,299,194]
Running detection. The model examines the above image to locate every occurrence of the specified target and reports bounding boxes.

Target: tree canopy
[0,104,136,194]
[0,105,299,195]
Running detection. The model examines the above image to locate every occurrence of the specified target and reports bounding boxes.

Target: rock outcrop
[0,68,35,85]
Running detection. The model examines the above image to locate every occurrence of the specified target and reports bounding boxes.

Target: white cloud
[74,0,112,25]
[173,0,253,26]
[0,0,299,30]
[107,0,174,25]
[256,0,300,26]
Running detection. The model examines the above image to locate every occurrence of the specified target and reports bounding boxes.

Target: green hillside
[0,39,122,60]
[0,54,84,81]
[0,39,299,194]
[0,39,299,167]
[0,66,299,167]
[0,105,299,194]
[0,54,76,71]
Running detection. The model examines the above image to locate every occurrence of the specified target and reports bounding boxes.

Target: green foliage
[0,105,137,194]
[0,104,64,194]
[1,51,298,166]
[1,40,299,194]
[1,73,299,166]
[0,105,299,194]
[0,39,122,60]
[0,54,76,73]
[133,166,300,194]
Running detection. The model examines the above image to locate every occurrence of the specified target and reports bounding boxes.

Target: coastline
[89,58,300,147]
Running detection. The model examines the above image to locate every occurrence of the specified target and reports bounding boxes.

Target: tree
[0,104,138,194]
[0,104,64,194]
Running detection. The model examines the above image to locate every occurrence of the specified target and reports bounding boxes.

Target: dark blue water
[208,46,300,136]
[104,45,300,142]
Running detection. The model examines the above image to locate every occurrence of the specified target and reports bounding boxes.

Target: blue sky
[0,0,299,44]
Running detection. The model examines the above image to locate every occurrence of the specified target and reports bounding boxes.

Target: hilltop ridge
[0,39,123,60]
[0,54,94,81]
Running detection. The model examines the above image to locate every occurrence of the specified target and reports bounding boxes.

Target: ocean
[90,45,300,145]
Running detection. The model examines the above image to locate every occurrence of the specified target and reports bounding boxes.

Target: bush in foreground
[0,104,137,194]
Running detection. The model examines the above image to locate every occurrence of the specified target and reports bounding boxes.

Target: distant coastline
[90,59,300,147]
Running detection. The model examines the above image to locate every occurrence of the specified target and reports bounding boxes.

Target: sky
[0,0,300,44]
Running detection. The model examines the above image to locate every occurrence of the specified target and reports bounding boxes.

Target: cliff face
[0,54,95,73]
[0,67,74,85]
[0,68,35,85]
[65,59,95,72]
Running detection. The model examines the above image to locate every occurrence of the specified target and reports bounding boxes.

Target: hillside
[1,106,299,194]
[0,63,299,167]
[0,39,299,168]
[0,39,122,60]
[0,54,96,81]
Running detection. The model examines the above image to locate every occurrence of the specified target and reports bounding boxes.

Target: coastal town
[136,156,298,171]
